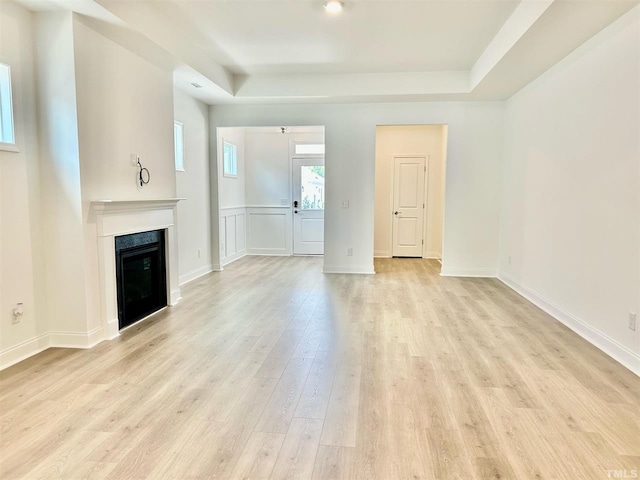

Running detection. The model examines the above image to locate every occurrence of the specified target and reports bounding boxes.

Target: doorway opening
[373,125,448,262]
[215,126,325,267]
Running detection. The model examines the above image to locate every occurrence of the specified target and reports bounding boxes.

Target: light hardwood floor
[1,257,639,479]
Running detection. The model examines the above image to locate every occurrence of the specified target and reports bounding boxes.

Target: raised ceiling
[16,0,640,104]
[173,0,520,75]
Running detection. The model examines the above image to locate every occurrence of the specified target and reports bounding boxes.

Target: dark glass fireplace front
[115,230,167,330]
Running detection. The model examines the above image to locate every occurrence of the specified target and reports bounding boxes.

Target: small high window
[174,122,184,171]
[223,141,237,177]
[0,62,15,149]
[295,144,324,155]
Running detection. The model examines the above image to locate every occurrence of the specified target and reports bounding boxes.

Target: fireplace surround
[91,199,182,340]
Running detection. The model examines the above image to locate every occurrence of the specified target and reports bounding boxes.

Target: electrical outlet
[197,249,201,258]
[12,303,23,325]
[130,153,138,166]
[342,201,349,209]
[508,256,512,266]
[629,312,637,332]
[347,248,353,256]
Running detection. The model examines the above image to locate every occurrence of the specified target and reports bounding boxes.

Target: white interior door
[293,157,324,255]
[392,156,426,257]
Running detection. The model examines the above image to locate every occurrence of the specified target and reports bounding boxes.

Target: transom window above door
[294,144,324,155]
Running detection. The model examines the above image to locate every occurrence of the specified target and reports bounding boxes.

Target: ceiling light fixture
[323,0,343,13]
[190,82,203,88]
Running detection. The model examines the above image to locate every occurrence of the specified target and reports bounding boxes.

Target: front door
[293,157,325,255]
[392,156,426,257]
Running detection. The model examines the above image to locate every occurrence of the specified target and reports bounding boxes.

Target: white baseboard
[374,250,391,258]
[0,334,51,371]
[49,327,104,349]
[423,252,441,260]
[211,263,223,272]
[246,248,290,256]
[170,288,182,306]
[179,264,214,286]
[222,250,246,267]
[323,264,376,275]
[440,267,497,277]
[499,272,640,377]
[106,318,119,340]
[1,327,107,371]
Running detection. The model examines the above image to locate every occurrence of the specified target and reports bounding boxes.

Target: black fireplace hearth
[115,230,167,330]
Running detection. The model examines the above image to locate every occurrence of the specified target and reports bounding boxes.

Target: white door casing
[293,157,325,255]
[392,156,426,257]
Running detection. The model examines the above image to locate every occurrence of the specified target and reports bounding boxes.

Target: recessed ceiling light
[323,1,343,13]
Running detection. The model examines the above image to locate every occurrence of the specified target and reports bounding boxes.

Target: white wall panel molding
[246,207,292,256]
[220,206,247,266]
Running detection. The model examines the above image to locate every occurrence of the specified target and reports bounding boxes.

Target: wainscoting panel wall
[220,207,247,266]
[246,206,292,256]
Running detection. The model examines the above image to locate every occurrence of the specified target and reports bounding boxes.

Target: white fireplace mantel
[91,199,183,340]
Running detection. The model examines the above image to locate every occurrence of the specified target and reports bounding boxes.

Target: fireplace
[115,230,167,329]
[91,199,181,340]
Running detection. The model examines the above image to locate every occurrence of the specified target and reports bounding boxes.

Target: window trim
[223,140,238,178]
[174,121,184,172]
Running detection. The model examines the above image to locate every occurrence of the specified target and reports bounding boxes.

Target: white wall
[374,125,447,259]
[499,6,640,374]
[174,88,213,284]
[0,3,48,366]
[35,12,91,344]
[74,18,176,201]
[210,102,504,275]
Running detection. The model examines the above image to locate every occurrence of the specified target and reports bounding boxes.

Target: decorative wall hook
[137,158,150,187]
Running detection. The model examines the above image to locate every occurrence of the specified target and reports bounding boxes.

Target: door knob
[394,211,400,215]
[293,200,299,208]
[294,210,298,214]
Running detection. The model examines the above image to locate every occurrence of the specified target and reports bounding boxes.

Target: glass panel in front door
[300,166,325,210]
